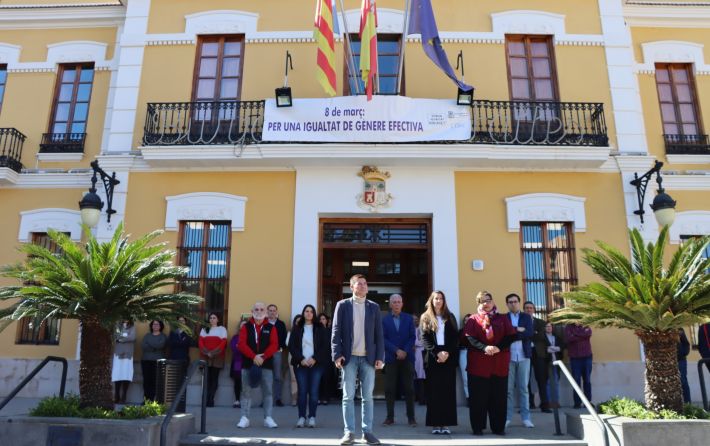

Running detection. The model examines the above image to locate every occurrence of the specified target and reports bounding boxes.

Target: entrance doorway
[318,218,432,398]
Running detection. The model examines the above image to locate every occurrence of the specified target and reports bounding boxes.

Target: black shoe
[362,432,381,445]
[542,408,552,413]
[275,399,284,407]
[473,430,483,436]
[408,418,418,427]
[493,430,505,436]
[340,432,355,445]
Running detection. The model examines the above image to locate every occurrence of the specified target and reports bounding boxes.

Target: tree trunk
[79,319,114,409]
[637,330,683,413]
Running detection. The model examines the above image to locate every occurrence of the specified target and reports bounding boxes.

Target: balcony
[0,127,26,173]
[664,134,710,155]
[141,99,609,169]
[39,132,86,154]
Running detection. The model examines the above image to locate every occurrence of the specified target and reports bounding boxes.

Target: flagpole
[396,0,411,95]
[338,0,362,95]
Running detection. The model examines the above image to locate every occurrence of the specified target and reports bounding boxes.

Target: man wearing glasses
[237,302,280,429]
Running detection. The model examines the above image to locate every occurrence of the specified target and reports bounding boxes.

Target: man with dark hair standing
[267,304,287,407]
[505,293,534,428]
[524,301,551,413]
[382,294,417,427]
[332,274,385,445]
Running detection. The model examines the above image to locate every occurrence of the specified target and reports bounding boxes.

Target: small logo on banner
[356,166,392,212]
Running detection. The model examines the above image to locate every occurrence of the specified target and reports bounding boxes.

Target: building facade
[0,0,709,404]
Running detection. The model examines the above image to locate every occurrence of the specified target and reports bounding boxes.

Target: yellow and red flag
[359,0,378,101]
[314,0,337,96]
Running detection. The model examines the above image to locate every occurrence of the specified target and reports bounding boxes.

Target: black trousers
[230,369,242,400]
[468,374,508,434]
[384,359,415,420]
[141,360,158,402]
[530,354,549,408]
[207,366,221,404]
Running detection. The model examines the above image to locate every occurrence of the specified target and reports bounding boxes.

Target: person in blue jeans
[331,274,385,445]
[565,323,593,408]
[504,293,535,428]
[288,304,330,428]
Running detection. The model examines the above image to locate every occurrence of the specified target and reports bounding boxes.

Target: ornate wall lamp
[275,51,294,107]
[630,160,677,226]
[78,160,120,228]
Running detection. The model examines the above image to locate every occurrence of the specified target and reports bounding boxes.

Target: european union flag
[408,0,473,92]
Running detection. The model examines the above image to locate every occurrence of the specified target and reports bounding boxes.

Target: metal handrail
[159,359,207,446]
[0,356,68,412]
[553,360,609,446]
[699,358,710,411]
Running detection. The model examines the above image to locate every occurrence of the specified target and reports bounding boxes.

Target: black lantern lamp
[630,160,677,226]
[455,51,474,106]
[275,51,294,107]
[78,160,120,228]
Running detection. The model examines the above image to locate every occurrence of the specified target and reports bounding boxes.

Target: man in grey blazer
[332,274,385,445]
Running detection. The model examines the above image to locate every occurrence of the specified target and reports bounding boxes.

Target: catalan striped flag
[314,0,337,96]
[359,0,378,101]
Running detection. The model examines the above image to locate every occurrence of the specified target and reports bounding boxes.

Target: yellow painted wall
[0,28,116,63]
[147,0,602,35]
[124,171,296,353]
[455,171,639,362]
[0,188,86,359]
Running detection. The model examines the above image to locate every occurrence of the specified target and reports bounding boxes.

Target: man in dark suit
[332,274,385,445]
[505,293,535,428]
[524,301,552,413]
[381,294,417,427]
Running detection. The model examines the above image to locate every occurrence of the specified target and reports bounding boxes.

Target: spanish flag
[359,0,378,101]
[314,0,337,96]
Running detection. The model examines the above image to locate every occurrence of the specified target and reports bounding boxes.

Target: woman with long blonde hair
[419,291,458,435]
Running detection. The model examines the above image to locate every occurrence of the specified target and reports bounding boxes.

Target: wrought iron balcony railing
[39,132,86,153]
[664,134,710,155]
[0,127,27,172]
[143,100,608,147]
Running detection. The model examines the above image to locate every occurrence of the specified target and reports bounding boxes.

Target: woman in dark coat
[419,290,458,434]
[464,291,516,436]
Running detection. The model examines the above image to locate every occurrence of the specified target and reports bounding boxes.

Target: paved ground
[0,398,587,445]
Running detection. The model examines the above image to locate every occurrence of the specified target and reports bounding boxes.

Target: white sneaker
[237,416,250,429]
[296,417,306,428]
[308,417,316,428]
[505,420,511,428]
[523,419,535,428]
[264,416,278,428]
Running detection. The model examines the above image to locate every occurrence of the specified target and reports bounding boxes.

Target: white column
[105,0,150,153]
[598,0,648,154]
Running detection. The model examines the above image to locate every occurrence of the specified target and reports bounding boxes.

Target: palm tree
[551,226,710,413]
[0,224,201,409]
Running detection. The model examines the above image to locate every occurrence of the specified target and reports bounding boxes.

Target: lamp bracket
[283,50,293,87]
[89,160,120,223]
[629,160,663,224]
[456,50,465,81]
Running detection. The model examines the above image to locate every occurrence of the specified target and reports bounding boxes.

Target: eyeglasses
[254,308,266,312]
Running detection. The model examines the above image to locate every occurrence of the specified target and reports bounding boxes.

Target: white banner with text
[262,96,471,142]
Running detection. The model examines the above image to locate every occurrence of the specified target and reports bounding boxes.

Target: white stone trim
[47,40,108,65]
[0,167,20,185]
[624,3,710,28]
[164,192,247,232]
[36,152,84,162]
[662,173,710,190]
[184,10,258,37]
[0,43,21,65]
[0,5,125,31]
[505,193,587,232]
[0,171,93,189]
[669,211,710,244]
[491,10,565,36]
[343,8,404,34]
[18,208,82,242]
[666,154,710,164]
[637,41,710,74]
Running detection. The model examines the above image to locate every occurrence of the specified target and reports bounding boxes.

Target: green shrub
[600,397,710,420]
[29,395,167,419]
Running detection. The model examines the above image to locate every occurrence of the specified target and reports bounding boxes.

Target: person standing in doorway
[112,319,136,404]
[331,274,385,445]
[141,320,167,402]
[237,302,279,429]
[677,328,691,404]
[267,304,288,407]
[458,314,472,405]
[381,294,417,427]
[505,293,534,428]
[565,323,593,408]
[699,322,710,374]
[524,301,551,413]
